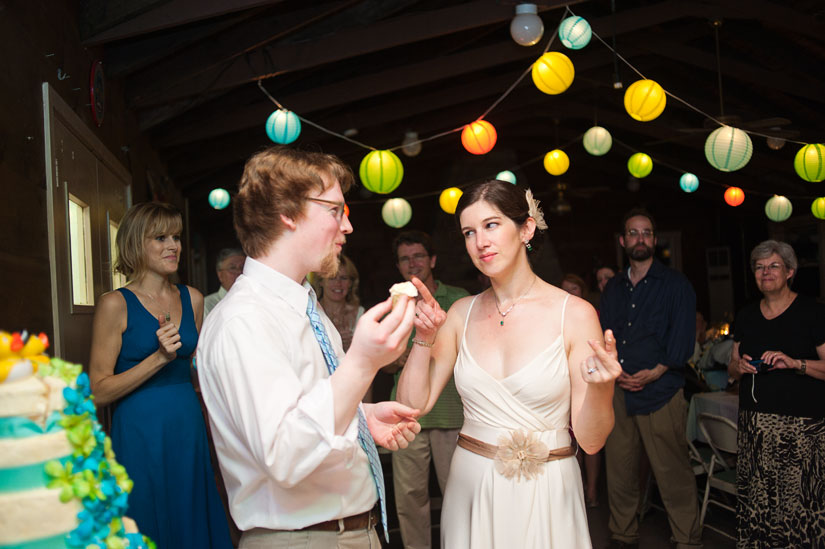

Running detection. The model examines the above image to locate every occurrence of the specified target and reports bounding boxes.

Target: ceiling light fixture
[401,131,422,157]
[510,3,544,46]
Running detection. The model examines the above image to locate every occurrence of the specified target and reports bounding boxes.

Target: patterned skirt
[736,409,825,548]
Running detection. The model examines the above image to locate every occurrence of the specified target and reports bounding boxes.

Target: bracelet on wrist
[412,338,433,348]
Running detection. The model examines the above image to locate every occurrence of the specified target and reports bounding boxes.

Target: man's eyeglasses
[626,229,654,239]
[307,197,346,221]
[398,253,429,265]
[753,262,784,273]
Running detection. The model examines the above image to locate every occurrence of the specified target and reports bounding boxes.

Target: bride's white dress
[441,294,592,548]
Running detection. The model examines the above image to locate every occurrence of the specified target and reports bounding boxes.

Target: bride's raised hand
[581,329,622,385]
[410,276,446,341]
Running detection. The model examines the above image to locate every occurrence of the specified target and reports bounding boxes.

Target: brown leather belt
[298,507,378,532]
[458,433,575,461]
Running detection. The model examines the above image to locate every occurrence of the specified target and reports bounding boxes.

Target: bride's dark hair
[455,179,530,230]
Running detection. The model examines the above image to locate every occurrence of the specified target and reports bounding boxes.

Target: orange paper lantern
[461,120,497,155]
[724,187,745,207]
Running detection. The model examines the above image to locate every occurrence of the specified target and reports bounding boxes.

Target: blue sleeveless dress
[112,285,232,549]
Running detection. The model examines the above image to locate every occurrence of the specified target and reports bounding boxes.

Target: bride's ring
[587,367,597,374]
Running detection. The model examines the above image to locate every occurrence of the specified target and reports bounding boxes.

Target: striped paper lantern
[624,79,666,122]
[381,198,412,228]
[265,109,301,144]
[705,126,753,172]
[558,16,592,50]
[794,144,825,182]
[531,52,575,95]
[359,150,404,194]
[765,195,792,222]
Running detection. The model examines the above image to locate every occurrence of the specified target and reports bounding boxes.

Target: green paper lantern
[811,197,825,220]
[208,188,230,210]
[765,195,792,222]
[381,198,412,228]
[705,126,753,172]
[627,152,653,178]
[794,144,825,182]
[582,126,612,156]
[359,150,403,194]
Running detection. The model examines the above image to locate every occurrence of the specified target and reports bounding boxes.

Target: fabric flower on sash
[494,430,549,481]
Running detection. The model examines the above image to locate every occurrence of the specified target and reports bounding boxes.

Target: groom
[198,146,421,547]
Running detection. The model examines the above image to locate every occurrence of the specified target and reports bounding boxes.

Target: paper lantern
[793,143,825,182]
[208,188,230,210]
[624,79,666,122]
[558,16,592,50]
[343,204,350,218]
[461,120,497,155]
[582,126,612,156]
[811,197,825,220]
[705,126,753,172]
[496,170,517,184]
[724,187,745,207]
[765,195,792,222]
[531,52,575,95]
[627,152,653,178]
[359,150,403,194]
[265,109,301,144]
[544,149,569,176]
[381,198,412,228]
[510,3,544,46]
[679,173,699,193]
[439,187,463,214]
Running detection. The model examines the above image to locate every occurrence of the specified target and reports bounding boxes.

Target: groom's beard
[318,250,341,279]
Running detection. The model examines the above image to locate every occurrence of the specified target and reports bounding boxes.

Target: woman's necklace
[492,276,537,326]
[138,285,172,322]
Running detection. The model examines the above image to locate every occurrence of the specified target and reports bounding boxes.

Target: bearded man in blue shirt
[599,208,702,549]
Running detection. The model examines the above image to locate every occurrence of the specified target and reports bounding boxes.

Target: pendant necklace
[493,276,537,326]
[139,286,172,322]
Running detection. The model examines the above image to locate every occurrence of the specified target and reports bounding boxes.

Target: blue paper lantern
[558,16,592,50]
[208,188,230,210]
[265,109,301,144]
[679,173,699,193]
[496,170,517,184]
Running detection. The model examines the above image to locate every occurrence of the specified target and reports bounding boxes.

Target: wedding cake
[0,330,154,548]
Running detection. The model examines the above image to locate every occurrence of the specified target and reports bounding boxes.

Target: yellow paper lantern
[794,144,825,182]
[461,120,497,155]
[531,52,575,95]
[359,150,403,194]
[627,152,653,178]
[381,198,412,228]
[439,187,463,214]
[765,195,792,222]
[624,79,667,122]
[811,197,825,220]
[543,149,569,176]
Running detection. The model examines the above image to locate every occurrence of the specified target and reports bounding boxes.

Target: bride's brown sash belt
[458,433,574,461]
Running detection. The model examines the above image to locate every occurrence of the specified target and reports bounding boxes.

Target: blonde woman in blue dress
[398,180,620,548]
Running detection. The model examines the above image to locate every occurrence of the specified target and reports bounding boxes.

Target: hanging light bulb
[510,3,544,46]
[766,129,786,151]
[401,131,422,157]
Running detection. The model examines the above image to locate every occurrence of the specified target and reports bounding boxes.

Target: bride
[397,180,620,548]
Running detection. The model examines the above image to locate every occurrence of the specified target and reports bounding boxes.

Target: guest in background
[600,208,701,549]
[89,202,232,549]
[562,272,602,508]
[315,255,364,352]
[384,230,469,549]
[204,248,245,317]
[729,240,825,547]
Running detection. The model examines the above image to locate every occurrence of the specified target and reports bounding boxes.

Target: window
[68,194,94,306]
[109,219,127,289]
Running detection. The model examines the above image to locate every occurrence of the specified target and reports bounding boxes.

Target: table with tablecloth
[686,391,739,443]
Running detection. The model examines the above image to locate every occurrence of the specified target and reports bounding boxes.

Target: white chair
[697,412,738,539]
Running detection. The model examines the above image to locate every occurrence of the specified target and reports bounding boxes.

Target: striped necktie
[306,290,388,541]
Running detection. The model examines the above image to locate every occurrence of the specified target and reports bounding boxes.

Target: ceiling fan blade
[743,117,791,129]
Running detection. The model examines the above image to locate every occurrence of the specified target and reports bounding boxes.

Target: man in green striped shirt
[385,231,469,549]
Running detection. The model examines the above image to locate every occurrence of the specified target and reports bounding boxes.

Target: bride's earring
[524,241,532,252]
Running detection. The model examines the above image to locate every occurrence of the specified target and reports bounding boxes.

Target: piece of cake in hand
[389,281,418,307]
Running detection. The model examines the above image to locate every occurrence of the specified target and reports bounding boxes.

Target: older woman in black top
[729,240,825,547]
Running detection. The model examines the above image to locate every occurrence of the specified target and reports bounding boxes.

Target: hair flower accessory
[525,189,548,230]
[494,429,549,481]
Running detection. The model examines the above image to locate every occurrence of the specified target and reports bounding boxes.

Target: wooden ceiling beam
[128,0,582,108]
[82,0,285,45]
